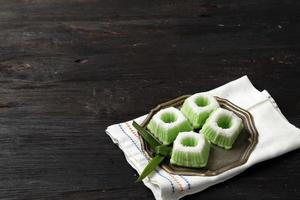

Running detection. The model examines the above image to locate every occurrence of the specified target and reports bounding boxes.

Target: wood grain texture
[0,0,299,199]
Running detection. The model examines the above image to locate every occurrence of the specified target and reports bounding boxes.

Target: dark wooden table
[0,0,299,199]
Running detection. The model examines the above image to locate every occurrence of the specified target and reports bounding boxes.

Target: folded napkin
[106,76,300,200]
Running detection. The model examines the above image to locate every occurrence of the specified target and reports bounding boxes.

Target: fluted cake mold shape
[202,107,243,149]
[147,107,192,144]
[170,131,210,168]
[181,93,220,129]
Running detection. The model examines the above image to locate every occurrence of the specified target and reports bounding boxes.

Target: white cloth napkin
[106,75,300,200]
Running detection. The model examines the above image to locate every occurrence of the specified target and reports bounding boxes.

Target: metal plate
[138,95,259,176]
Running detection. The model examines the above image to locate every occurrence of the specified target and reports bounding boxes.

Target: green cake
[147,107,192,145]
[201,108,243,149]
[181,93,220,129]
[170,131,210,168]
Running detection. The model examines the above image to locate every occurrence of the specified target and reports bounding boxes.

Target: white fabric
[106,75,300,200]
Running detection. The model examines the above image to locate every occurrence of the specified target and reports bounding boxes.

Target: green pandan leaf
[133,121,173,182]
[136,154,165,182]
[155,145,172,156]
[132,121,161,150]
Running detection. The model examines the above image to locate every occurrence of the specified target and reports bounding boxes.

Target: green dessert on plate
[147,107,192,145]
[181,93,219,129]
[202,107,243,149]
[171,131,210,168]
[136,94,246,181]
